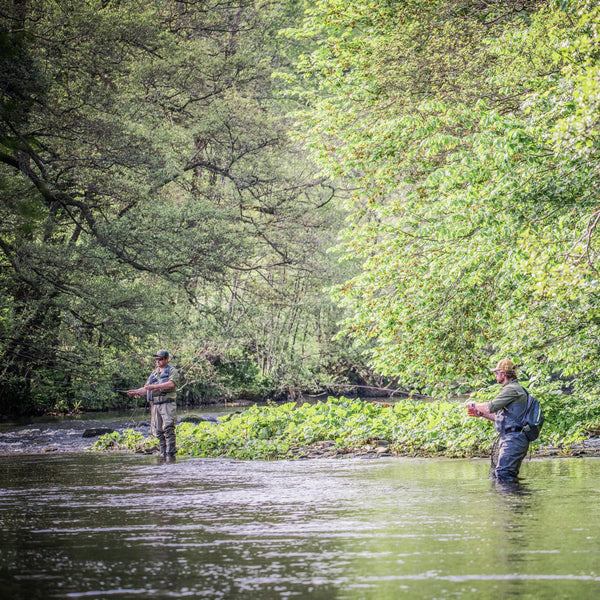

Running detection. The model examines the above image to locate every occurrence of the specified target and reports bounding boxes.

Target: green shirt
[488,380,527,413]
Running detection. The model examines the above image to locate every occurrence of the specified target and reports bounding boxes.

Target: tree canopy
[2,0,600,420]
[287,0,600,404]
[0,0,349,414]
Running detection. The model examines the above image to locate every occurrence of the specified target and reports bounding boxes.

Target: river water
[1,413,599,599]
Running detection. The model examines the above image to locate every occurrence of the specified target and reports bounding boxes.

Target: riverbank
[4,396,600,459]
[279,437,600,460]
[91,396,600,461]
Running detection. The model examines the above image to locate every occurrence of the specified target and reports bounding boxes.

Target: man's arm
[126,387,147,397]
[126,381,174,396]
[145,380,175,393]
[126,368,177,397]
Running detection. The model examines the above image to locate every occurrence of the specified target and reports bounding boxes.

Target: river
[1,411,599,599]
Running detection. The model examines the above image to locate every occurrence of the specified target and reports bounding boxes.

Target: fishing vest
[146,364,177,403]
[493,381,528,435]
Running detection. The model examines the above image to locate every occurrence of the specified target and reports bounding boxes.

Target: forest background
[1,0,600,421]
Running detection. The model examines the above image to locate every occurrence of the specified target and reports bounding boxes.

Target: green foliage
[93,395,600,460]
[6,0,600,424]
[286,0,600,401]
[92,429,158,453]
[0,0,355,414]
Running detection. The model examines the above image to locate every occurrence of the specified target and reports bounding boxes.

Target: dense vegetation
[288,0,600,403]
[0,0,361,415]
[3,0,600,431]
[92,395,600,460]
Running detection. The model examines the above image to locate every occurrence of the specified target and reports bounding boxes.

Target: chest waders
[146,365,177,458]
[491,399,530,482]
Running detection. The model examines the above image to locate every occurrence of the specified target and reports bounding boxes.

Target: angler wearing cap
[127,350,179,460]
[466,359,529,482]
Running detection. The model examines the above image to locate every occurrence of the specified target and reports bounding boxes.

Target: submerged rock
[178,415,220,424]
[82,427,115,438]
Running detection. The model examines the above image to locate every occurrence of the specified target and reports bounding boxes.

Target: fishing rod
[315,383,434,400]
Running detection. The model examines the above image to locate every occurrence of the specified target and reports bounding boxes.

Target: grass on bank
[91,395,600,460]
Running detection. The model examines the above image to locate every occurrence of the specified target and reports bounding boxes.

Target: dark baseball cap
[151,350,169,359]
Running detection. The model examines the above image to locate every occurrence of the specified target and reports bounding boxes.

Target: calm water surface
[1,443,599,599]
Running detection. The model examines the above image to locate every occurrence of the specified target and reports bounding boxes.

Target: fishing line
[124,403,140,428]
[317,382,433,399]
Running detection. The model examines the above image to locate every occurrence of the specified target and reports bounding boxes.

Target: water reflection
[0,454,599,599]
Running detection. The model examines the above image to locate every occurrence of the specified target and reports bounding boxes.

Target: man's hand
[126,388,146,397]
[466,401,483,417]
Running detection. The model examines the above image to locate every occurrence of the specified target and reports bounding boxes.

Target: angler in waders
[466,359,529,483]
[127,350,179,462]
